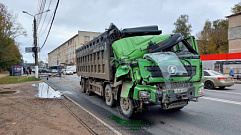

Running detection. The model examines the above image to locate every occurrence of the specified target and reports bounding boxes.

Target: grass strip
[0,76,41,84]
[0,71,9,74]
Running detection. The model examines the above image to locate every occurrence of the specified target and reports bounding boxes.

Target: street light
[22,9,50,78]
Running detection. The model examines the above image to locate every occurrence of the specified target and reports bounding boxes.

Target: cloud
[2,0,240,63]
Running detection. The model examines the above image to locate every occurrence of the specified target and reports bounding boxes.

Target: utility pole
[22,9,50,78]
[33,17,38,78]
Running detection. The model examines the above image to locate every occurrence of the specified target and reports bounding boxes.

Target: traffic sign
[25,47,40,53]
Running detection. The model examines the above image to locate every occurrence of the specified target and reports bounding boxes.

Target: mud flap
[120,81,134,98]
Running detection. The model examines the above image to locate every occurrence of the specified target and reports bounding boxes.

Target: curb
[43,80,122,135]
[234,81,241,84]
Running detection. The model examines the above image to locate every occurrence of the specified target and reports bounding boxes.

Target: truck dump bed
[76,24,162,81]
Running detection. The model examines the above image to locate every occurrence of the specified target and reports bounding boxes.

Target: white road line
[205,89,241,96]
[201,96,241,105]
[44,80,122,135]
[64,95,122,135]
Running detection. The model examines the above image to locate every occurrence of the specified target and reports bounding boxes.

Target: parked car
[62,69,73,75]
[38,68,45,73]
[44,69,51,73]
[203,70,234,89]
[31,68,35,73]
[51,69,58,73]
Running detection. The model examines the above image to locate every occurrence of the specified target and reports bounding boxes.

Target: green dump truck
[76,24,204,117]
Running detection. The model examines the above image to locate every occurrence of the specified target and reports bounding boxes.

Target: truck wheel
[81,79,86,93]
[105,84,115,107]
[86,80,91,96]
[120,97,133,118]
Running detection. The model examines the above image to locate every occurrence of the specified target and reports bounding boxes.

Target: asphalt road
[44,74,241,135]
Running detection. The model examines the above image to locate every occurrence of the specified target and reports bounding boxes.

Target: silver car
[203,70,234,89]
[62,69,73,75]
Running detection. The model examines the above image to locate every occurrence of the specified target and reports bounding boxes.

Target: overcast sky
[2,0,240,64]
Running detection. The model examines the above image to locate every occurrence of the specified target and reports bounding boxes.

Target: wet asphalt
[43,74,241,135]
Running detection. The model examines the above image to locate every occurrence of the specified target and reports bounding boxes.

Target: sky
[2,0,240,64]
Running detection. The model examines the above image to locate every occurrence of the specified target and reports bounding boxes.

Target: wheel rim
[121,98,130,111]
[86,81,90,95]
[206,81,213,89]
[105,88,111,102]
[81,80,85,93]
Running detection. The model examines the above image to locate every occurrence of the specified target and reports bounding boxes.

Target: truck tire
[120,97,133,118]
[85,80,91,96]
[81,79,86,93]
[105,84,115,107]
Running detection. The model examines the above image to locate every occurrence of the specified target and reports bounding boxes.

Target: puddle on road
[109,116,150,131]
[0,91,17,94]
[32,82,61,98]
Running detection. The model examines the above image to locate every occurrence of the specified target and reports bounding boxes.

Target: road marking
[64,95,122,135]
[205,89,241,96]
[201,96,241,105]
[44,80,122,135]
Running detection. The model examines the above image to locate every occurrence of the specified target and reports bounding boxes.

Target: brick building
[227,13,241,53]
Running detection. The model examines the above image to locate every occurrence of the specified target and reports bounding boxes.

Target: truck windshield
[144,52,188,80]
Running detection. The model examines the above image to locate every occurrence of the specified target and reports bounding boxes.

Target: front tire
[120,97,133,118]
[105,84,115,107]
[205,81,214,89]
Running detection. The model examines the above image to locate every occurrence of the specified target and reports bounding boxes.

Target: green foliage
[0,3,26,70]
[197,19,228,55]
[0,76,41,84]
[172,14,192,37]
[231,2,241,14]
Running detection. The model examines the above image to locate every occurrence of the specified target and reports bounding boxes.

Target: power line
[38,0,53,37]
[40,0,60,50]
[39,13,54,37]
[36,0,44,23]
[37,0,46,30]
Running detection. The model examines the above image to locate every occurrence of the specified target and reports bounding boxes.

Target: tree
[0,3,26,70]
[231,2,241,14]
[196,19,228,55]
[172,14,192,37]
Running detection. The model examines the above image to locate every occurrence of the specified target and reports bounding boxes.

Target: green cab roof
[112,34,171,60]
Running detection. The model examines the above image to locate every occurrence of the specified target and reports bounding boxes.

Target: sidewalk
[0,76,115,135]
[234,80,241,84]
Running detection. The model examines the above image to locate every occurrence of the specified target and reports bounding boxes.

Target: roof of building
[226,12,241,18]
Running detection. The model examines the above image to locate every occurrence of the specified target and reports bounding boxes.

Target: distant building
[48,31,101,67]
[226,13,241,53]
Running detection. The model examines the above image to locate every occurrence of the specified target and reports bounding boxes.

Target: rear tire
[105,84,115,107]
[81,79,86,93]
[120,97,133,118]
[85,80,91,96]
[205,81,214,89]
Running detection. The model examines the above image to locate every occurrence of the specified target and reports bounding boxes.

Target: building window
[84,36,90,41]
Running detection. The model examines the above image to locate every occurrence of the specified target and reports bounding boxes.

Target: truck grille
[147,66,196,77]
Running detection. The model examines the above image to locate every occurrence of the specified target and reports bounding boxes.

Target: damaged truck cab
[76,24,204,117]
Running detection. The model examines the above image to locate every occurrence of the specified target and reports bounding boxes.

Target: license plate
[174,88,188,93]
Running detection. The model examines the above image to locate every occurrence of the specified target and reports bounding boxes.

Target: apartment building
[227,13,241,53]
[48,31,101,66]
